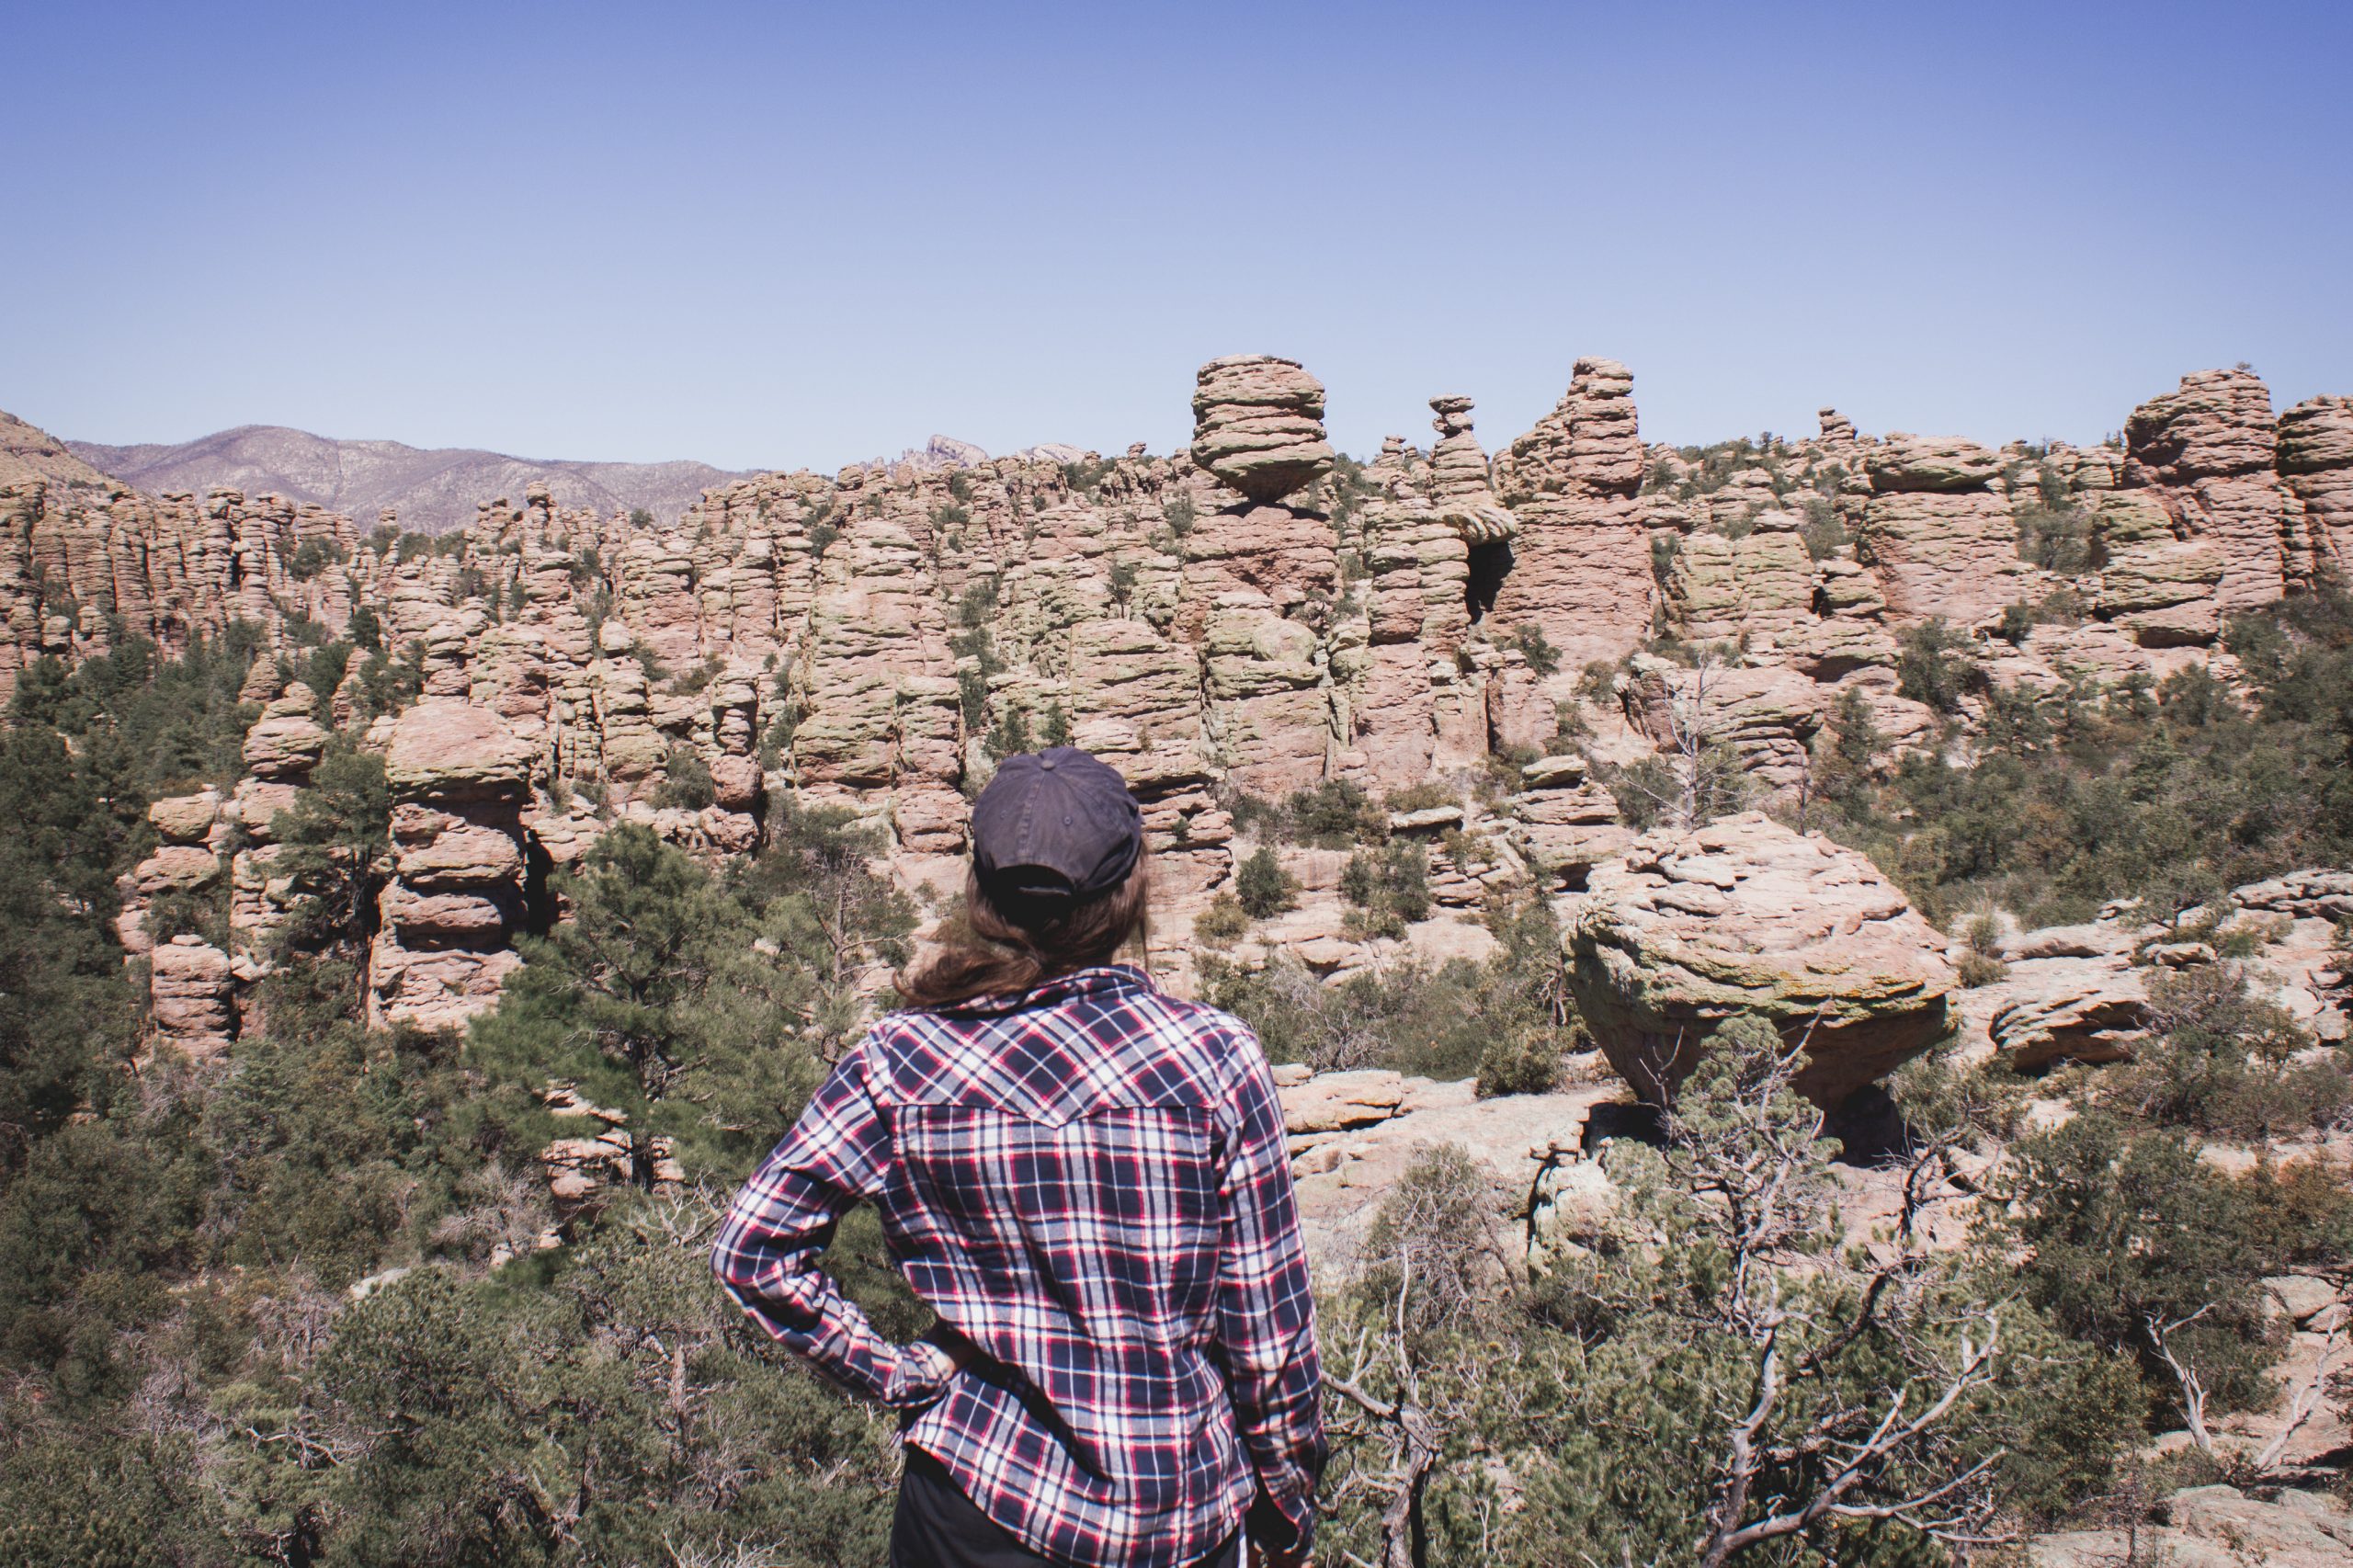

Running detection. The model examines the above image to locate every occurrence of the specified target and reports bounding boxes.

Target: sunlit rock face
[1567,813,1958,1110]
[17,358,2341,1037]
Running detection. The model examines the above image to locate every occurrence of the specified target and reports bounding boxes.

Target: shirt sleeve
[1213,1038,1329,1557]
[710,1039,956,1409]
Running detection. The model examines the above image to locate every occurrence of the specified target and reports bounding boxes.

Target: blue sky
[5,0,2347,471]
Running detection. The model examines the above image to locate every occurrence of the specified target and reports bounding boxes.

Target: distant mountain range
[63,425,764,535]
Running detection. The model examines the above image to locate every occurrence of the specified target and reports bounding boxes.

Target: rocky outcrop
[2029,1484,2353,1567]
[1984,921,2148,1069]
[1272,1065,1621,1278]
[1424,397,1518,546]
[1188,356,1335,504]
[2091,489,2226,644]
[1489,358,1654,668]
[1858,435,2027,629]
[2123,368,2293,611]
[1502,754,1630,888]
[148,935,236,1061]
[12,357,2349,1042]
[1568,813,1958,1108]
[1179,358,1343,799]
[2279,395,2353,580]
[369,701,539,1031]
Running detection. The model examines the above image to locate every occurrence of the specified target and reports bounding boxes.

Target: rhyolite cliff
[6,356,2349,1062]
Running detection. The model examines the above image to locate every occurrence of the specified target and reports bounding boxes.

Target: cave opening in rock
[1464,539,1512,622]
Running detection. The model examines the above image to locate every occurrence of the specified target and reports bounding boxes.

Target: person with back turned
[713,747,1325,1568]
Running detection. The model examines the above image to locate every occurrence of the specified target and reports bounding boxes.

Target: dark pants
[891,1447,1242,1568]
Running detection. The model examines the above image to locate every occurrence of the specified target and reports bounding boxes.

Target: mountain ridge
[64,422,762,535]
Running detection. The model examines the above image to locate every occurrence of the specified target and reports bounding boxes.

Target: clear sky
[5,0,2347,472]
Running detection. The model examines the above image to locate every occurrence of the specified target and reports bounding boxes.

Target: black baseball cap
[972,746,1144,915]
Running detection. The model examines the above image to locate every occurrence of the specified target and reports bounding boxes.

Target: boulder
[1985,956,2147,1069]
[148,790,222,844]
[384,700,538,801]
[242,686,329,779]
[1189,355,1335,504]
[1279,1069,1407,1135]
[1567,813,1958,1108]
[2028,1484,2353,1567]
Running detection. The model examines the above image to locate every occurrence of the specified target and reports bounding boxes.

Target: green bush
[1998,1111,2294,1418]
[1508,623,1561,676]
[1340,842,1430,936]
[2109,962,2340,1140]
[1193,891,1250,946]
[1895,617,1982,713]
[1233,846,1299,919]
[654,744,717,810]
[1476,1024,1572,1097]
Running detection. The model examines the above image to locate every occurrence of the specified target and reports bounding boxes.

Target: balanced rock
[385,700,539,800]
[1425,396,1518,545]
[242,685,328,779]
[371,700,538,1030]
[1568,813,1958,1108]
[1189,355,1335,504]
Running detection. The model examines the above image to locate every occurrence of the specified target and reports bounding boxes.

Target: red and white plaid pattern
[713,965,1325,1568]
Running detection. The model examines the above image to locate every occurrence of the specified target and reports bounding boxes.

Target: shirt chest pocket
[895,1103,1224,1300]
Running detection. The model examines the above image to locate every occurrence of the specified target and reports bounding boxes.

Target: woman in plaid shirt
[715,748,1326,1568]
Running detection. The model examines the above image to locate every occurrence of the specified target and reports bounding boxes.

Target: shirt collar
[932,963,1156,1017]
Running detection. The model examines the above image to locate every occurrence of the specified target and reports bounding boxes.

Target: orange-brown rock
[370,700,538,1030]
[1858,437,2027,628]
[1568,813,1958,1108]
[150,935,236,1060]
[2279,395,2353,579]
[1189,356,1335,505]
[2122,369,2292,611]
[1489,358,1654,669]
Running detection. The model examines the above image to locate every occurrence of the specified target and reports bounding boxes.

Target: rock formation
[369,701,540,1030]
[148,936,236,1060]
[1188,355,1335,504]
[1423,397,1518,546]
[6,354,2344,1050]
[1567,813,1958,1109]
[2122,368,2294,613]
[2279,395,2353,579]
[1489,357,1654,669]
[1858,435,2026,629]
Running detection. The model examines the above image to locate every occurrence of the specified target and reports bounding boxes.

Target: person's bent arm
[1214,1045,1328,1563]
[711,1041,958,1407]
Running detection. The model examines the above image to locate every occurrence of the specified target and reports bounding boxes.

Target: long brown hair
[897,856,1153,1010]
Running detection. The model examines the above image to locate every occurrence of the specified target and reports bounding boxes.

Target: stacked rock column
[369,701,538,1031]
[2279,395,2353,581]
[2121,369,2294,612]
[1182,355,1342,799]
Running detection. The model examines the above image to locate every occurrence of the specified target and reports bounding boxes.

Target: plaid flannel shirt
[712,964,1325,1568]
